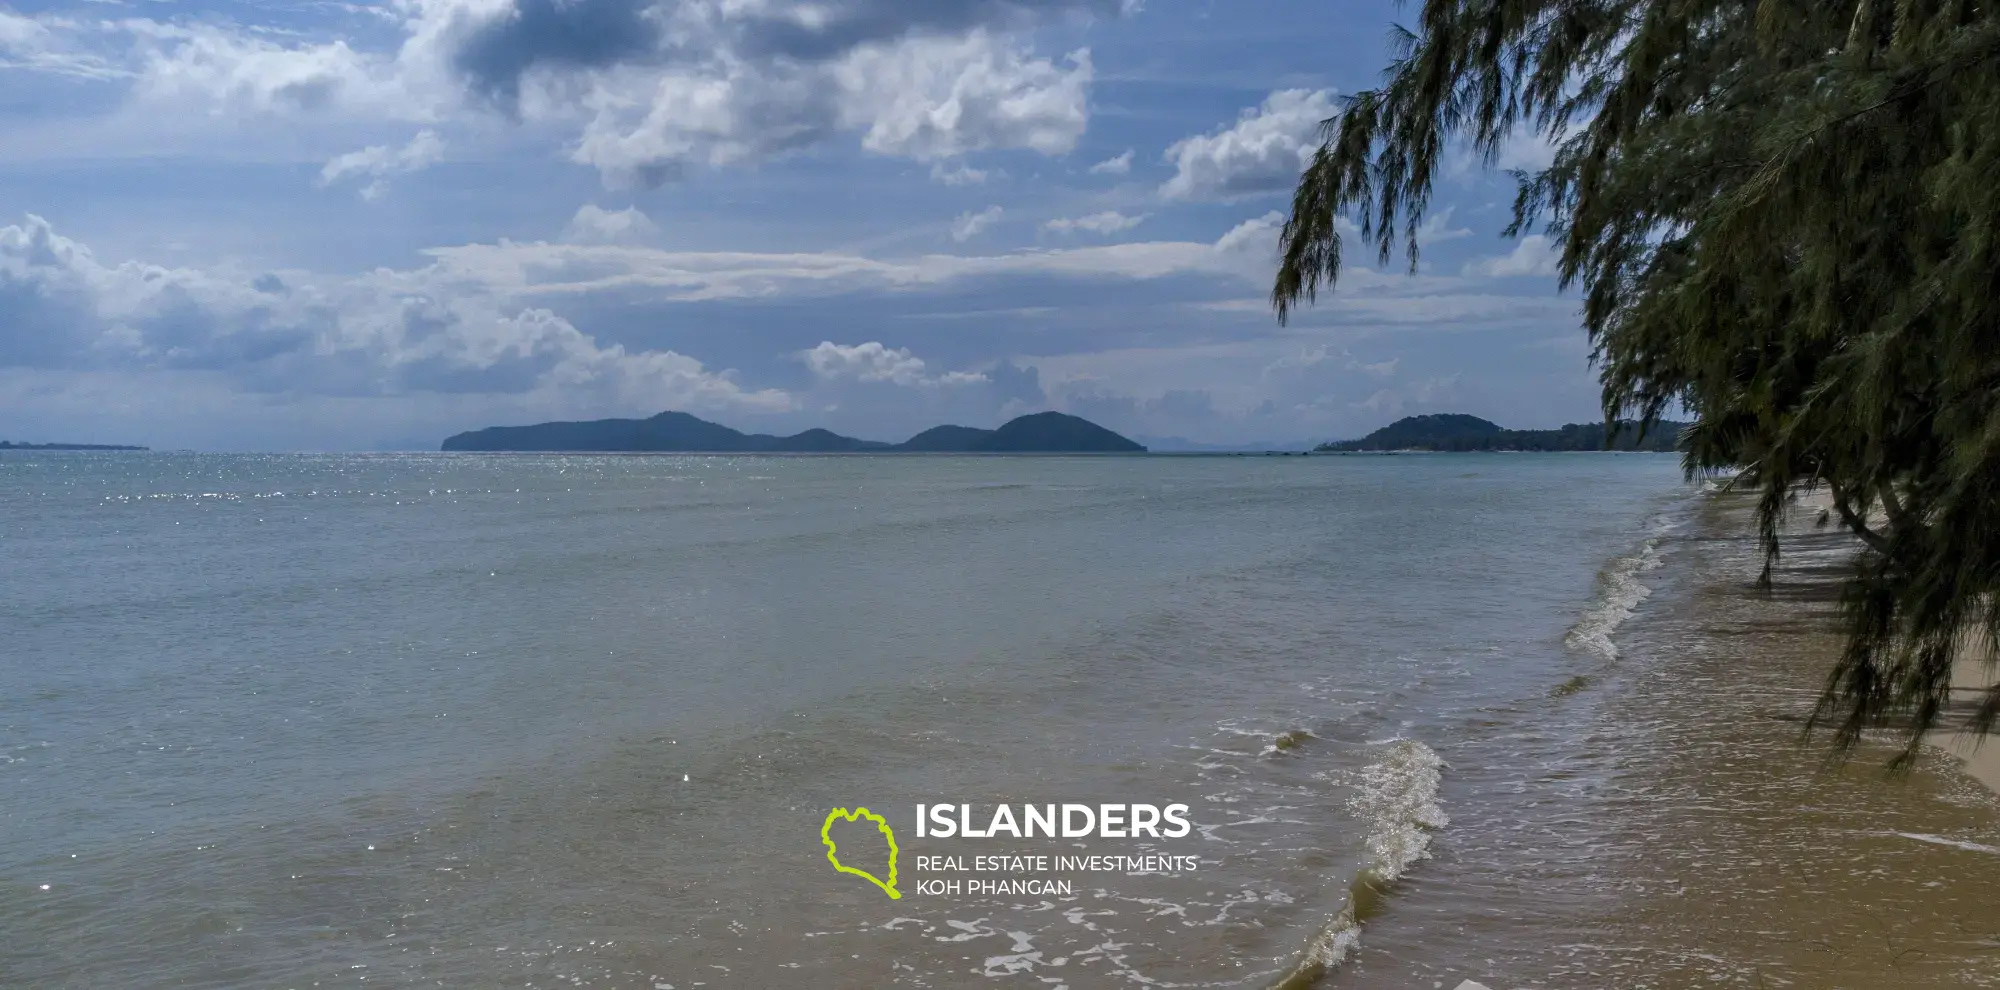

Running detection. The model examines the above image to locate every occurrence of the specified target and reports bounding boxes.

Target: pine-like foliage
[1273,0,2000,762]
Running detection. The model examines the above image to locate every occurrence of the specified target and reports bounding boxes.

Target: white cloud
[0,9,45,50]
[804,341,929,385]
[1088,149,1132,175]
[562,204,658,244]
[1494,129,1560,172]
[410,213,1307,302]
[801,341,985,388]
[20,1,1107,184]
[0,213,790,413]
[1462,234,1562,277]
[1356,374,1461,415]
[0,9,124,79]
[837,34,1092,162]
[930,162,991,186]
[1161,88,1334,201]
[567,32,1093,183]
[1213,210,1285,256]
[1414,207,1472,246]
[126,18,444,120]
[1261,346,1398,379]
[318,130,446,200]
[1443,125,1570,180]
[1042,211,1145,235]
[1262,345,1332,375]
[951,205,1005,242]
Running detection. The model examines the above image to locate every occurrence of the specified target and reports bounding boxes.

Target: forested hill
[442,410,1145,453]
[1318,414,1686,452]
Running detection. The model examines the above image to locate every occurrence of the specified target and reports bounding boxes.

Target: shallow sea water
[3,452,1992,988]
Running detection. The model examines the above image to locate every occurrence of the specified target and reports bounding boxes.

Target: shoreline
[1573,488,2000,987]
[1784,488,2000,797]
[1928,647,2000,794]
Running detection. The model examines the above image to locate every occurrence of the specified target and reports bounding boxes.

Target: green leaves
[1275,0,2000,758]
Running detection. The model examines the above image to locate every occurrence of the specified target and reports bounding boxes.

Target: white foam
[1564,518,1675,661]
[1349,739,1450,883]
[1888,831,2000,855]
[1293,739,1449,975]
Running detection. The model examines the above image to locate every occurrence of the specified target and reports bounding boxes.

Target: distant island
[1318,414,1686,452]
[442,411,1147,453]
[0,441,148,451]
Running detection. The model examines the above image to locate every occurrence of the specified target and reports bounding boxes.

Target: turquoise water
[0,452,1686,987]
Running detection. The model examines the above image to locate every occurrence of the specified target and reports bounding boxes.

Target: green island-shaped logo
[821,807,900,899]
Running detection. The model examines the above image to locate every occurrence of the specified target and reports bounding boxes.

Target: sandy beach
[1578,491,2000,987]
[1788,488,2000,798]
[1930,647,2000,794]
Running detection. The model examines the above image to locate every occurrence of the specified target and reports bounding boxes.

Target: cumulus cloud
[565,29,1092,183]
[8,1,1115,182]
[951,205,1005,242]
[38,0,1113,184]
[985,359,1047,408]
[449,0,665,109]
[1042,211,1145,235]
[1462,234,1562,277]
[0,9,46,51]
[835,33,1091,161]
[1213,210,1284,256]
[802,340,986,387]
[1161,88,1334,201]
[1087,149,1131,175]
[930,161,991,185]
[562,204,658,243]
[1414,207,1472,247]
[0,213,790,412]
[319,130,446,199]
[125,17,443,119]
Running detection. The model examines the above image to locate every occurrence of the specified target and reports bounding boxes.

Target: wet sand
[1326,489,2000,989]
[1929,649,2000,795]
[1567,492,2000,988]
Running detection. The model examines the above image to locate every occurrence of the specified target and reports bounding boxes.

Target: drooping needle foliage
[1273,0,2000,761]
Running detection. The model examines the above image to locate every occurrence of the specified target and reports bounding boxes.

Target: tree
[1272,0,2000,763]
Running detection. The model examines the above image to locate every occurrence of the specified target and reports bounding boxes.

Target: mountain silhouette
[442,410,1146,453]
[1318,414,1686,452]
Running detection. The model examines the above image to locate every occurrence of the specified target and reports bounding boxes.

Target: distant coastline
[438,410,1695,456]
[442,410,1146,454]
[0,441,148,451]
[1317,414,1685,453]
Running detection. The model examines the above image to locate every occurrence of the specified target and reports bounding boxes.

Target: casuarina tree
[1273,0,2000,762]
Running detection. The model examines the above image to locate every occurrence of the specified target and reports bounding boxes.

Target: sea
[5,451,1997,989]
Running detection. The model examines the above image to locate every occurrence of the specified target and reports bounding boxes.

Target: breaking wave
[1563,517,1674,661]
[1271,739,1448,988]
[1261,728,1316,757]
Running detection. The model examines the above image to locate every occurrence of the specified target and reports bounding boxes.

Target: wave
[1887,831,2000,856]
[1563,517,1675,662]
[1271,739,1448,988]
[1261,728,1316,757]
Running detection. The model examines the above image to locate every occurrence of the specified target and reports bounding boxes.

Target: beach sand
[1788,488,2000,798]
[1320,487,2000,989]
[1929,647,2000,795]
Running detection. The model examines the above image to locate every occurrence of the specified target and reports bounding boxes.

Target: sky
[0,0,1592,451]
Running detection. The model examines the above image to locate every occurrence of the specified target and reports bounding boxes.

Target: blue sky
[0,0,1588,450]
